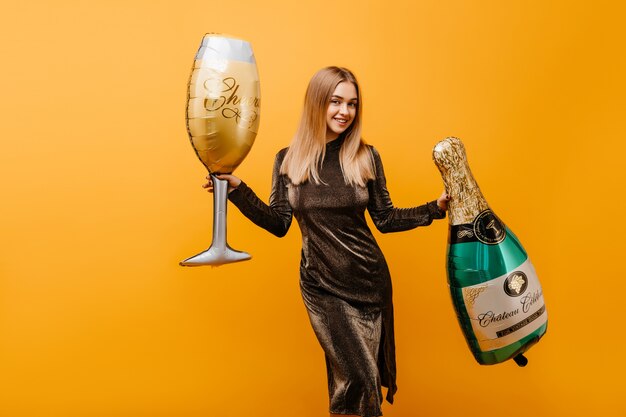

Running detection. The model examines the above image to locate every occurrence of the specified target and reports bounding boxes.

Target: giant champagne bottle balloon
[433,137,547,365]
[180,34,260,266]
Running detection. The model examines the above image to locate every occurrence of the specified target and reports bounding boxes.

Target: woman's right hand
[202,174,242,193]
[436,190,451,211]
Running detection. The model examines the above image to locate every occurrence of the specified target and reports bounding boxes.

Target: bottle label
[461,258,547,351]
[450,209,506,245]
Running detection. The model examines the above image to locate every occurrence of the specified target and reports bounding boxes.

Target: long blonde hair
[280,66,374,187]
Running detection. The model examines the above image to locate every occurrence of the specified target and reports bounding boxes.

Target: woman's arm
[206,149,293,238]
[367,146,447,233]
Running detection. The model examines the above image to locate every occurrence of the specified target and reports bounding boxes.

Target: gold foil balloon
[433,137,547,366]
[180,34,260,267]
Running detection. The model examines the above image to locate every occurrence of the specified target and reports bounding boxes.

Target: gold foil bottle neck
[432,137,489,225]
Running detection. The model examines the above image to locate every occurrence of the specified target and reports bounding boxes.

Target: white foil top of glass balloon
[196,35,256,64]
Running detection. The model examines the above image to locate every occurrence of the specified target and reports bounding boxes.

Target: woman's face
[325,81,358,141]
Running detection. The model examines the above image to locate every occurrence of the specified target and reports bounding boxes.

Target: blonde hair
[280,66,374,187]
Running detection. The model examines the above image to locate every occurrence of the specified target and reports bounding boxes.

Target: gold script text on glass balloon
[203,76,260,130]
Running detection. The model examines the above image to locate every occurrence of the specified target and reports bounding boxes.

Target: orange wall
[1,1,625,416]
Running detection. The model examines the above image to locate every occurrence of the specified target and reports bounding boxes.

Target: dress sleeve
[367,146,446,233]
[227,149,293,237]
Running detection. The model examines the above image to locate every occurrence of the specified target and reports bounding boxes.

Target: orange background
[1,1,625,416]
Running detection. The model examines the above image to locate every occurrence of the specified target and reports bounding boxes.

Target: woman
[204,66,450,417]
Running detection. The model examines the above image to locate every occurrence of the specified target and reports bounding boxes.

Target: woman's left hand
[437,191,451,211]
[202,174,242,194]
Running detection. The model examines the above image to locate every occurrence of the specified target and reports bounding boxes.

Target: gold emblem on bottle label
[504,271,528,297]
[473,210,506,245]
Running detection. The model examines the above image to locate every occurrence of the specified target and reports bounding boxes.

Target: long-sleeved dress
[228,136,445,417]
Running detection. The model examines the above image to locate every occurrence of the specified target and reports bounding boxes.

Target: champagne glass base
[179,246,251,267]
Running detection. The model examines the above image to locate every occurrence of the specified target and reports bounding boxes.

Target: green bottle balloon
[433,137,547,366]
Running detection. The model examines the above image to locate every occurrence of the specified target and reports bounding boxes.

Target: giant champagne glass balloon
[433,137,547,366]
[180,34,260,266]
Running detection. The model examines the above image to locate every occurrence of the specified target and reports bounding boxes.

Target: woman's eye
[349,102,357,107]
[331,100,340,104]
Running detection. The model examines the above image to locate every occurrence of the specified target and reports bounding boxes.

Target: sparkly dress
[228,136,445,417]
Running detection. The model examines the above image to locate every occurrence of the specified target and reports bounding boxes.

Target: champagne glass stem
[179,175,251,266]
[211,174,229,251]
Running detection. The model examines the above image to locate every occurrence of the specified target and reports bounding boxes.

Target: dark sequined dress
[228,136,445,417]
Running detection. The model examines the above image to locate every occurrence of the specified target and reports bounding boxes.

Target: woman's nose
[339,103,349,114]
